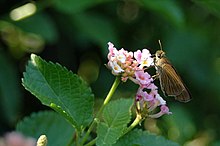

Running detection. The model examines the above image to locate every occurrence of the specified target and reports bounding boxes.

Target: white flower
[134,49,154,69]
[115,49,126,63]
[109,60,124,75]
[155,94,166,105]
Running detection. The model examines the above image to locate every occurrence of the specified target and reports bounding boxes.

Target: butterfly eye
[157,52,163,58]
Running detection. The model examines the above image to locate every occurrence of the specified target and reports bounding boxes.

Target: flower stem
[80,76,121,145]
[97,76,121,117]
[122,114,142,136]
[84,138,96,146]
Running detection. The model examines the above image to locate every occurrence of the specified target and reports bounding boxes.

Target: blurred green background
[0,0,220,145]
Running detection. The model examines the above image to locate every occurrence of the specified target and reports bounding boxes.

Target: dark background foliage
[0,0,220,145]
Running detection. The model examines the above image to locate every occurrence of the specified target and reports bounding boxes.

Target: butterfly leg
[152,73,159,80]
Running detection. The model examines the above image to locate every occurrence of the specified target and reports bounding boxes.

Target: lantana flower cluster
[107,42,171,118]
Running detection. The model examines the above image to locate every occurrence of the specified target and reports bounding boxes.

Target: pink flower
[134,50,142,62]
[107,42,117,60]
[1,132,36,146]
[161,105,171,114]
[134,70,153,86]
[136,88,154,101]
[148,105,172,118]
[143,82,158,90]
[134,79,170,118]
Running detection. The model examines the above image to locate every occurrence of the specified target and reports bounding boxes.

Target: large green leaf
[16,111,75,146]
[96,98,133,146]
[114,129,180,146]
[22,54,94,131]
[0,51,22,124]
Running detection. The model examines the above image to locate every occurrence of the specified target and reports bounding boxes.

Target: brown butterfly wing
[176,88,191,102]
[157,60,191,102]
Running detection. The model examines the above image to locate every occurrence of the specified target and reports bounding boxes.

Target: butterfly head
[155,50,166,59]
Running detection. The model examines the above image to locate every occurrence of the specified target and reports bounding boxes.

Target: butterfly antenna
[158,40,163,51]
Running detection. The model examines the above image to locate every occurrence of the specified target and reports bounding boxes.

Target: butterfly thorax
[155,50,170,68]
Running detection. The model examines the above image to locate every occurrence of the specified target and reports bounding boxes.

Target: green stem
[84,138,96,146]
[97,76,120,117]
[122,114,142,136]
[67,130,79,146]
[80,76,121,145]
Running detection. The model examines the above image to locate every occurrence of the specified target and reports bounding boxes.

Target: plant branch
[122,113,142,136]
[80,76,121,145]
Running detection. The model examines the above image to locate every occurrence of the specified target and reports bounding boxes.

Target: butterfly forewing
[155,50,192,102]
[176,88,191,102]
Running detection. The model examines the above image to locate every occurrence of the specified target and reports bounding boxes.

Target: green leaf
[16,111,75,146]
[0,51,22,124]
[22,54,94,131]
[114,129,180,146]
[96,98,133,146]
[139,0,185,27]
